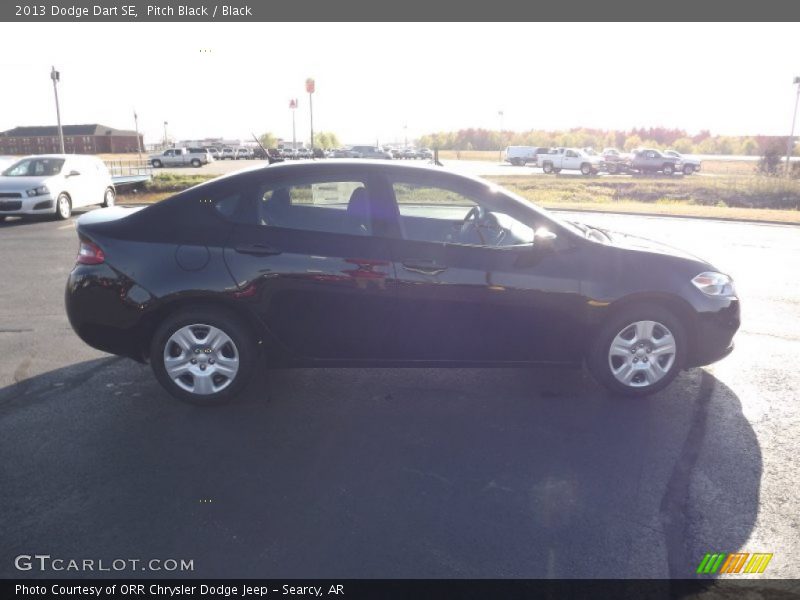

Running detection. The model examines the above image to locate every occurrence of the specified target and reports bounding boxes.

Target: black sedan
[65,161,739,403]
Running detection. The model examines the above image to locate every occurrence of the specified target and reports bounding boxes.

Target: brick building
[0,124,143,155]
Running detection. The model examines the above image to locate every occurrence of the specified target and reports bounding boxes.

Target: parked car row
[505,145,702,176]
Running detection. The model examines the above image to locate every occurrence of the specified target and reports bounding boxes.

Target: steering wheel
[461,206,507,247]
[461,206,487,245]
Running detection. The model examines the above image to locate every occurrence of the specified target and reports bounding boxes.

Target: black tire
[55,193,72,220]
[607,163,618,174]
[0,216,6,223]
[683,164,695,175]
[150,307,258,405]
[152,159,163,168]
[663,163,675,176]
[580,163,592,176]
[102,187,115,208]
[553,168,562,174]
[586,304,687,398]
[542,162,553,174]
[191,158,202,168]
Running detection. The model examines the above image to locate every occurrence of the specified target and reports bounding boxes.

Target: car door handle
[401,259,448,276]
[234,243,282,256]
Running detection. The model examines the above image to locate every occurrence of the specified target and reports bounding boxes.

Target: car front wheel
[102,187,115,207]
[683,164,695,175]
[150,308,257,404]
[56,193,72,220]
[587,305,686,397]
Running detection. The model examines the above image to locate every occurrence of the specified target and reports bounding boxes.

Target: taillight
[77,240,105,265]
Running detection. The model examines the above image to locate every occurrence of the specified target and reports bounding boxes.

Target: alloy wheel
[607,320,677,388]
[163,324,240,395]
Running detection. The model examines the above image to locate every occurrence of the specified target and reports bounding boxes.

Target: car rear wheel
[663,163,675,175]
[102,187,115,207]
[191,158,202,168]
[683,164,695,175]
[580,163,592,176]
[150,308,257,405]
[607,163,618,174]
[56,193,71,220]
[587,305,686,397]
[542,162,553,174]
[152,159,163,168]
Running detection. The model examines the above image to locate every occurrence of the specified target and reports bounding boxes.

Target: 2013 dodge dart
[65,161,739,403]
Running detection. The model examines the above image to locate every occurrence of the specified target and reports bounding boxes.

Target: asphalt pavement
[0,210,798,579]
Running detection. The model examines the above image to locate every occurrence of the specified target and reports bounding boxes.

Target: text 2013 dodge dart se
[65,161,739,403]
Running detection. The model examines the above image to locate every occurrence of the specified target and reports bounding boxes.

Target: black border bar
[2,0,800,21]
[4,579,800,600]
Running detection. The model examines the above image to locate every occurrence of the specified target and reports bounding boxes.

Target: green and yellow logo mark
[696,552,773,574]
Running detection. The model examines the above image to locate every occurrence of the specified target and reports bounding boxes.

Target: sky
[1,22,799,146]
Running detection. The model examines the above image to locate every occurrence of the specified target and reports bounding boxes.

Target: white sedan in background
[0,154,115,221]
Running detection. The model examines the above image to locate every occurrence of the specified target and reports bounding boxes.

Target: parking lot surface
[0,211,798,578]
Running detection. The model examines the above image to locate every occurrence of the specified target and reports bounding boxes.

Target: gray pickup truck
[149,147,210,168]
[628,148,682,175]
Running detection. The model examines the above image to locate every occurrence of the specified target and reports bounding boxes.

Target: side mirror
[534,228,558,245]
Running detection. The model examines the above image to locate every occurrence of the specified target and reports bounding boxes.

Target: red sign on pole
[305,78,315,94]
[289,98,297,109]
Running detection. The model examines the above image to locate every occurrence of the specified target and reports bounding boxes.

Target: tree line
[416,127,796,156]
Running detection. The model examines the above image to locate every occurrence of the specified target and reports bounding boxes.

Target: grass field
[487,175,800,223]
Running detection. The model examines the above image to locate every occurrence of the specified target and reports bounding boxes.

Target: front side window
[3,157,65,176]
[392,180,534,248]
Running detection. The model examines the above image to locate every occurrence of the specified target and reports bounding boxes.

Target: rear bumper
[65,264,151,361]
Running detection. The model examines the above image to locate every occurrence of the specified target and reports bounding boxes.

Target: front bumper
[687,298,740,367]
[0,195,55,215]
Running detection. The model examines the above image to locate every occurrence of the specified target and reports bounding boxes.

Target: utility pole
[498,110,504,162]
[786,76,800,177]
[133,110,142,160]
[50,66,65,154]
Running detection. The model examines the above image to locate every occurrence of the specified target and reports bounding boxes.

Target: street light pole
[786,76,800,177]
[50,66,65,154]
[290,98,297,150]
[163,121,169,148]
[306,78,315,152]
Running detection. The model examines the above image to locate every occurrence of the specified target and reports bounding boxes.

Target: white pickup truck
[539,147,604,175]
[149,147,210,168]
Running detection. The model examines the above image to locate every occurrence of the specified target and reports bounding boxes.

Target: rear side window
[255,180,373,236]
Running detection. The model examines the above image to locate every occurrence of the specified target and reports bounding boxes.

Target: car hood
[594,226,708,263]
[0,175,56,190]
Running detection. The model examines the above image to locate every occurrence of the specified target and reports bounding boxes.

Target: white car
[0,154,115,221]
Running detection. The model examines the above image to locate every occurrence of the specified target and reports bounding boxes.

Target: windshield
[485,181,585,237]
[3,157,65,177]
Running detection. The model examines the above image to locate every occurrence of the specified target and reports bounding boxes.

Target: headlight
[26,185,49,197]
[692,271,736,297]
